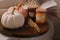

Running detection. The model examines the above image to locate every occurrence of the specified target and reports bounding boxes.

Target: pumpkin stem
[12,8,15,15]
[12,3,23,15]
[17,3,24,10]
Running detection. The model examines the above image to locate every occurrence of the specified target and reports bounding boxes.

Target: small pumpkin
[18,7,27,18]
[1,7,25,29]
[18,5,28,18]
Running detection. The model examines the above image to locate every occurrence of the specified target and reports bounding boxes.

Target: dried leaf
[28,18,40,32]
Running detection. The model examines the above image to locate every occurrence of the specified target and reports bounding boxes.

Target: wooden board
[0,21,49,38]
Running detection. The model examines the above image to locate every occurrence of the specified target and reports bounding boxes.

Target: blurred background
[53,0,60,40]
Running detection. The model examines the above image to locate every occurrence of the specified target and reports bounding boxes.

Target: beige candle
[36,8,47,25]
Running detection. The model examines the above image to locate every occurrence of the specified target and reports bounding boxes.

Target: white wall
[0,0,25,8]
[0,0,50,8]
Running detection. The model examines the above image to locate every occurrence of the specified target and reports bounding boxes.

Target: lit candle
[36,8,47,25]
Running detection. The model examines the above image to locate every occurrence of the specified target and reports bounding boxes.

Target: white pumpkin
[1,7,25,29]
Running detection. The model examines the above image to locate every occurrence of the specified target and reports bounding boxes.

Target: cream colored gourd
[1,7,25,29]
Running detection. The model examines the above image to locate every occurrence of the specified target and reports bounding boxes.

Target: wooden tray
[0,21,49,38]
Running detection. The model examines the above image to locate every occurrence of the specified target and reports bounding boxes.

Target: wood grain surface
[0,20,49,38]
